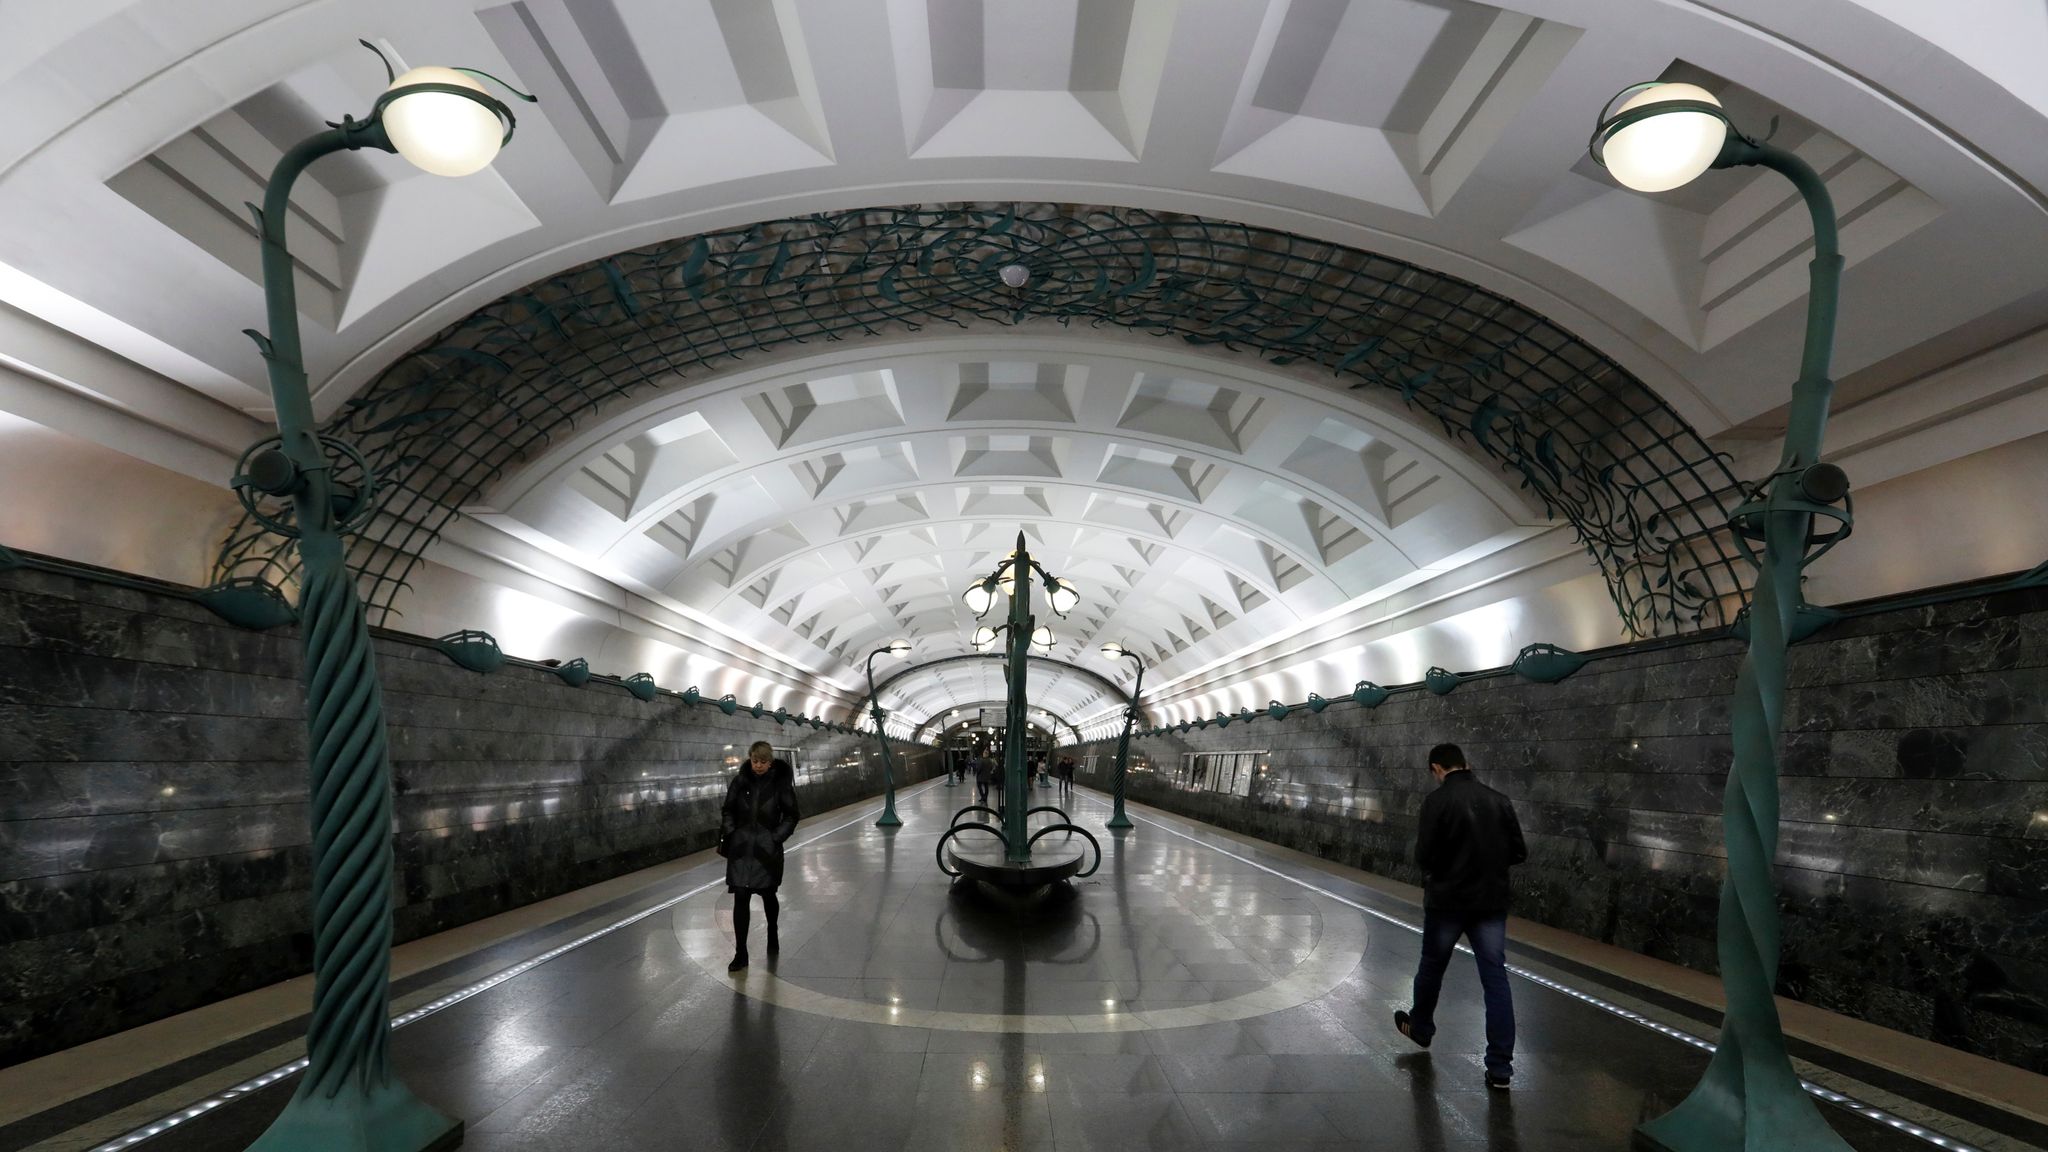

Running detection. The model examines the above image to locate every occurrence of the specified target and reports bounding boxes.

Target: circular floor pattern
[672,879,1368,1033]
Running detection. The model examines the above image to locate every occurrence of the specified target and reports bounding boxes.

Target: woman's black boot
[728,951,748,972]
[766,923,779,955]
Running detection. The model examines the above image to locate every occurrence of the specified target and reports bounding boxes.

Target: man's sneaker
[1485,1070,1511,1090]
[1394,1010,1430,1049]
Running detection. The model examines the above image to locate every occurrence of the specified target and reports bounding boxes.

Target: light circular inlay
[672,882,1367,1033]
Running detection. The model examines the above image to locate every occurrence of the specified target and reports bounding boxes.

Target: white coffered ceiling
[5,0,2048,735]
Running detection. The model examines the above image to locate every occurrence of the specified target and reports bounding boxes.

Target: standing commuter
[973,753,992,805]
[719,740,799,972]
[1395,743,1527,1089]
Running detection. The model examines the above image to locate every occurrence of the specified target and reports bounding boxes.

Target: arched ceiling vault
[8,3,2048,725]
[474,335,1556,683]
[916,707,1084,748]
[867,654,1137,738]
[219,203,1751,665]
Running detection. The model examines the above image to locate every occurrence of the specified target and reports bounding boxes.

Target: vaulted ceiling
[6,0,2047,737]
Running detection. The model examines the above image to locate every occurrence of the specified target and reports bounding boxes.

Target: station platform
[1,783,2038,1152]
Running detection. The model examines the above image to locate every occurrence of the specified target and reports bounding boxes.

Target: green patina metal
[1424,666,1463,695]
[213,204,1749,642]
[234,58,526,1151]
[551,657,590,687]
[1512,642,1588,684]
[1105,647,1144,831]
[1629,128,1859,1152]
[622,672,659,701]
[433,629,505,673]
[864,645,904,829]
[195,577,299,631]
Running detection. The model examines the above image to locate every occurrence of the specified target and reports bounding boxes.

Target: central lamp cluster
[961,548,1080,620]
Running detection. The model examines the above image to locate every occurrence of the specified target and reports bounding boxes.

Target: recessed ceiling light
[998,263,1030,288]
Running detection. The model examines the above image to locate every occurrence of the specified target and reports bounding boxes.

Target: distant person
[1395,742,1527,1089]
[719,740,799,971]
[973,753,992,804]
[1056,756,1076,799]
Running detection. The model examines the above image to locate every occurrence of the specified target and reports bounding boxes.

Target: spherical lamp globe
[1599,83,1726,193]
[383,67,503,177]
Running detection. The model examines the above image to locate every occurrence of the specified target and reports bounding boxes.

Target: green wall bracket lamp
[1592,80,1857,1152]
[864,639,913,827]
[235,42,530,1152]
[1097,642,1145,830]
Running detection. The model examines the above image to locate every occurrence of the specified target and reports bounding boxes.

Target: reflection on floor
[25,782,1996,1152]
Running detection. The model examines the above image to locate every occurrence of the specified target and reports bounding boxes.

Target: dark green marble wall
[1076,584,2048,1074]
[0,566,936,1068]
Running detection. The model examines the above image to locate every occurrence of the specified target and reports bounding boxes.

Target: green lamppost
[1097,642,1144,830]
[232,49,530,1152]
[962,533,1079,863]
[1592,82,1855,1152]
[865,639,913,827]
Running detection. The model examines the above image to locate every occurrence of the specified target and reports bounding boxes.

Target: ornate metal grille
[216,203,1747,638]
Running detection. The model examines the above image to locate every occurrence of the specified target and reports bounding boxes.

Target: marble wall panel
[0,567,936,1067]
[1073,582,2048,1074]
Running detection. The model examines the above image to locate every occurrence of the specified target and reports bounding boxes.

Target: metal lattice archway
[216,203,1747,639]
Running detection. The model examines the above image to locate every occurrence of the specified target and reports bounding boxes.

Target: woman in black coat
[719,740,799,971]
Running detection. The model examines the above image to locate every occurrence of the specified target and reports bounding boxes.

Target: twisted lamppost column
[866,641,911,828]
[232,54,525,1152]
[1100,644,1144,830]
[1594,84,1855,1152]
[1001,540,1035,863]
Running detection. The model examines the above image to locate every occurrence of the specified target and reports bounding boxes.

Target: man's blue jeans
[1408,908,1515,1080]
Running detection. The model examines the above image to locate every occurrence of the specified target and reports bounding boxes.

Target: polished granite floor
[94,781,1948,1152]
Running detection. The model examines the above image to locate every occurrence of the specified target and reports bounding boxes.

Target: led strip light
[1113,802,1988,1152]
[87,781,944,1151]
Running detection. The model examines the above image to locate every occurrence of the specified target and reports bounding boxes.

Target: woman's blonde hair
[748,740,774,761]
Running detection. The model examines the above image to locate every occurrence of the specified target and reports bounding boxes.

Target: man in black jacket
[1394,743,1527,1089]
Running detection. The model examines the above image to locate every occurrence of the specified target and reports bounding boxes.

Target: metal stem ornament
[1098,642,1145,830]
[865,640,913,827]
[961,533,1078,863]
[233,44,529,1152]
[1593,81,1855,1152]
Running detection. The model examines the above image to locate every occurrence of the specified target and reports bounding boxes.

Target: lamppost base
[1104,814,1134,830]
[1633,1076,1855,1152]
[245,1078,461,1152]
[875,811,903,828]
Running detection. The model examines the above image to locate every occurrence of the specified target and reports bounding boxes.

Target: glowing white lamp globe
[885,639,912,657]
[383,67,503,177]
[1100,642,1126,660]
[1047,581,1079,614]
[972,625,999,650]
[1030,625,1054,648]
[1599,83,1726,193]
[962,582,994,614]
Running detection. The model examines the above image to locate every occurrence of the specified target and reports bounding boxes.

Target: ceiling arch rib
[219,204,1749,659]
[705,522,1314,675]
[863,653,1138,737]
[476,339,1555,689]
[914,705,1084,748]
